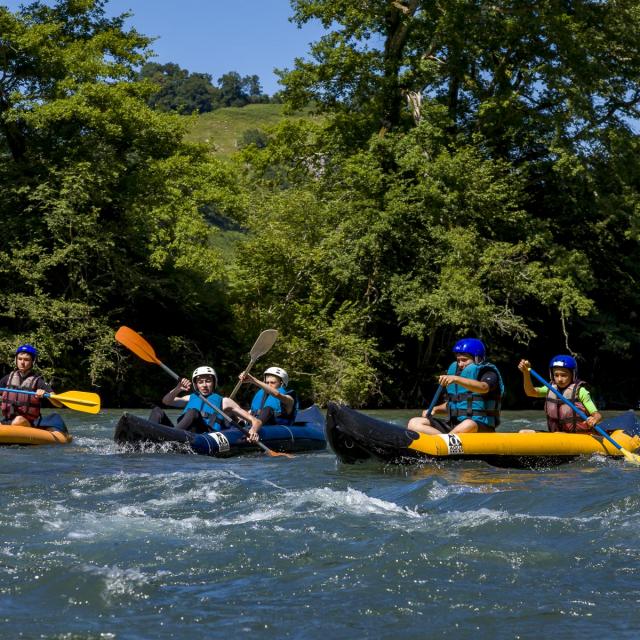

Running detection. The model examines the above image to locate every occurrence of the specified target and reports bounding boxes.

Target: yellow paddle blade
[621,448,640,465]
[115,326,161,365]
[49,391,101,414]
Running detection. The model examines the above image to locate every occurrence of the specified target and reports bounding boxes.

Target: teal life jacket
[180,392,224,430]
[250,386,298,425]
[446,361,504,428]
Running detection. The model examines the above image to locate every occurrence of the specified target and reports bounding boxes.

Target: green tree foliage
[139,62,220,114]
[0,0,242,401]
[234,1,640,406]
[216,71,270,108]
[139,63,272,114]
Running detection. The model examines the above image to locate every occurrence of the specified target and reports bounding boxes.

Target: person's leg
[407,416,451,434]
[450,418,480,434]
[149,406,175,427]
[36,413,68,433]
[176,409,210,433]
[11,416,31,427]
[256,406,276,426]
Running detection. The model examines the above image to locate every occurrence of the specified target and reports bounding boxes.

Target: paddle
[528,368,640,464]
[425,385,444,418]
[114,326,293,458]
[0,388,101,414]
[228,329,278,400]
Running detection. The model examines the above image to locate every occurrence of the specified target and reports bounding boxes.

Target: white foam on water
[425,507,606,537]
[71,437,121,455]
[144,483,227,507]
[215,506,289,527]
[81,563,171,600]
[75,468,244,499]
[427,481,493,501]
[284,486,422,519]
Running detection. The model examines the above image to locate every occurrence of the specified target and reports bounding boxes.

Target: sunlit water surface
[0,409,638,639]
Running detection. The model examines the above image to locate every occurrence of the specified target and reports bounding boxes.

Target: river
[0,408,638,639]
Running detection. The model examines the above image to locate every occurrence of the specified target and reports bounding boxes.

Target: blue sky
[3,0,326,94]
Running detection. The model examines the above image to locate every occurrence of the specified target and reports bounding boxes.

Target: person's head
[15,344,38,372]
[452,338,485,367]
[263,366,289,389]
[549,355,577,388]
[191,366,217,396]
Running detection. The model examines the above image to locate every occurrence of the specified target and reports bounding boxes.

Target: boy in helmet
[238,366,298,426]
[408,338,504,435]
[0,344,63,428]
[518,355,602,433]
[151,365,262,442]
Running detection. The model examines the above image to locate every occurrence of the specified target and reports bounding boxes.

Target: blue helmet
[15,343,38,361]
[452,338,485,363]
[549,354,577,380]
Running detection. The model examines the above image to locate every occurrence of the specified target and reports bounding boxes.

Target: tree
[216,71,270,108]
[138,62,220,114]
[234,1,640,405]
[0,0,242,400]
[279,2,640,148]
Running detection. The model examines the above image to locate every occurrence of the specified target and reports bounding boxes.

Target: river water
[0,408,638,639]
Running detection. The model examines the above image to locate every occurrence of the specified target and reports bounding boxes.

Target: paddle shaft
[228,329,278,400]
[528,368,624,452]
[0,387,97,407]
[426,385,444,418]
[228,356,258,400]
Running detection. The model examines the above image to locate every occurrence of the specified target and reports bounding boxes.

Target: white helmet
[264,366,288,387]
[192,366,217,387]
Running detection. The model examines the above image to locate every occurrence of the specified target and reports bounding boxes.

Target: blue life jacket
[250,386,298,425]
[446,361,504,428]
[180,393,224,430]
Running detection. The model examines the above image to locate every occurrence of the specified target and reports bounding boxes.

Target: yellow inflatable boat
[0,414,72,446]
[325,403,640,468]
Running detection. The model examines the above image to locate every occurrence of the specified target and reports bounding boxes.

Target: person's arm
[162,378,190,407]
[240,373,295,413]
[35,379,63,408]
[438,373,489,394]
[222,397,263,442]
[517,359,540,397]
[578,387,602,427]
[421,402,448,417]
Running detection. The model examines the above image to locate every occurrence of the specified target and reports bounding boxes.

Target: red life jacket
[544,380,591,433]
[1,370,43,424]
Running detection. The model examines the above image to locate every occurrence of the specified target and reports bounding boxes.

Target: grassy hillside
[184,103,319,159]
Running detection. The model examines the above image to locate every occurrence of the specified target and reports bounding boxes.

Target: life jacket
[250,386,298,425]
[1,370,43,424]
[544,381,591,433]
[446,361,504,428]
[180,393,224,431]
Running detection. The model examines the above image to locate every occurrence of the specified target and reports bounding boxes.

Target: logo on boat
[207,432,230,452]
[438,433,464,455]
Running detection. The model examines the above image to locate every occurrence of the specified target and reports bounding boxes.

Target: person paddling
[518,355,602,433]
[0,344,64,429]
[408,338,504,435]
[150,365,262,442]
[239,366,298,426]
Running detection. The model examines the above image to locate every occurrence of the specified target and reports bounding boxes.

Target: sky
[3,0,326,95]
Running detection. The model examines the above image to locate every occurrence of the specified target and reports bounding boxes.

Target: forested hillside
[1,0,640,409]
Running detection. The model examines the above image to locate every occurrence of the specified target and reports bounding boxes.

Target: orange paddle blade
[115,326,161,365]
[264,448,294,459]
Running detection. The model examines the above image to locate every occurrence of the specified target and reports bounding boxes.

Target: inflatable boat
[325,402,640,468]
[114,405,327,457]
[0,413,71,446]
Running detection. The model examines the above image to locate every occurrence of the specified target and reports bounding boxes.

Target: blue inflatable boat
[114,405,326,457]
